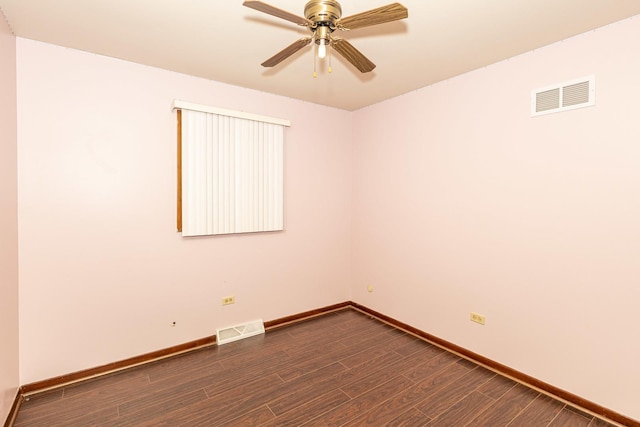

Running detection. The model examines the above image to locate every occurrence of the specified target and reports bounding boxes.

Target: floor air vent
[531,75,595,116]
[216,319,265,345]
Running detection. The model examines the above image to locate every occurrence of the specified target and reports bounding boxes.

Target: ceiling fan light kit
[243,0,408,74]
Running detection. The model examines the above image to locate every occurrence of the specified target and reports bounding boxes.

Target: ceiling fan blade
[331,38,376,73]
[243,1,312,26]
[336,3,408,31]
[261,38,313,67]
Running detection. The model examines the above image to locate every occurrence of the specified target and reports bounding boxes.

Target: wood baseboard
[264,301,351,330]
[13,301,638,427]
[350,302,639,427]
[18,302,351,396]
[20,335,217,395]
[2,389,22,427]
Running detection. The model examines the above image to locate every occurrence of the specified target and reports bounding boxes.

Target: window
[173,101,289,237]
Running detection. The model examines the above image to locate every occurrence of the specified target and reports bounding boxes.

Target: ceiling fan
[243,1,408,73]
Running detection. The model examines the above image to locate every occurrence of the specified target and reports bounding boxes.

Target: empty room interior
[2,1,640,425]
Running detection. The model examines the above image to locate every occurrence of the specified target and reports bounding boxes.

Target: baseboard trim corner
[14,300,636,427]
[2,388,22,427]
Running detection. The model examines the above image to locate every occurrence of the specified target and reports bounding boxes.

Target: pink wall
[16,39,353,384]
[0,11,19,423]
[352,16,640,420]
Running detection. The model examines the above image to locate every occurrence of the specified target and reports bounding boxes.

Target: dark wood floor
[13,308,618,426]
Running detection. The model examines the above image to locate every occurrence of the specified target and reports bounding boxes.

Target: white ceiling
[1,0,640,110]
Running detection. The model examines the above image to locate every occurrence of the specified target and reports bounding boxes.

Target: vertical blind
[174,101,289,237]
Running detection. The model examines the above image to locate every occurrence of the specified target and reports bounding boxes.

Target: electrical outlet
[470,312,486,325]
[222,296,235,306]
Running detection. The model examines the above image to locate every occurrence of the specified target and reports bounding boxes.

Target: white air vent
[531,76,595,116]
[216,319,265,345]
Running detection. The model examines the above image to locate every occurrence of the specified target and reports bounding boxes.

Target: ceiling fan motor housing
[304,0,342,25]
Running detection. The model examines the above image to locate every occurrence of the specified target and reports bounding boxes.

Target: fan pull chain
[328,43,333,74]
[313,40,317,78]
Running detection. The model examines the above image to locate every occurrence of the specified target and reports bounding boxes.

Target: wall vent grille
[531,76,595,116]
[216,319,265,345]
[535,88,561,113]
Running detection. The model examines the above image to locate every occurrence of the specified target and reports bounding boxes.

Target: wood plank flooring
[13,309,619,426]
